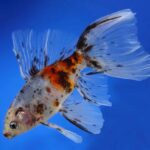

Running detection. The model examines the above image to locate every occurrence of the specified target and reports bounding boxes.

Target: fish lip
[3,132,14,139]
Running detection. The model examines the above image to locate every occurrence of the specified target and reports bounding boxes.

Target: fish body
[4,51,85,138]
[3,9,150,143]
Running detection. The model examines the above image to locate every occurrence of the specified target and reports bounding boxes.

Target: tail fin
[77,9,150,81]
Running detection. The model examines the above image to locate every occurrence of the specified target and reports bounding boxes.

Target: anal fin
[60,93,104,134]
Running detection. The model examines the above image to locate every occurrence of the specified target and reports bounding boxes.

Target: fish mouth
[3,132,14,139]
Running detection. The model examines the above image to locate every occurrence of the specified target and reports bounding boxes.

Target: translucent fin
[12,30,75,80]
[76,9,150,81]
[60,92,104,134]
[41,122,82,143]
[76,69,111,106]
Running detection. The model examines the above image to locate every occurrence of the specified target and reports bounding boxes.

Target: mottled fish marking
[39,52,84,93]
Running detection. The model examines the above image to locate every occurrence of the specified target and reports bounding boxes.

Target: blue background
[0,0,150,150]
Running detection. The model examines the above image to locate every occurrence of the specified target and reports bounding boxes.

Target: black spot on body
[64,58,74,67]
[53,99,60,107]
[20,89,24,94]
[34,88,42,95]
[72,52,79,62]
[72,68,76,73]
[57,71,72,93]
[46,87,51,93]
[36,104,45,114]
[37,89,42,95]
[50,68,56,73]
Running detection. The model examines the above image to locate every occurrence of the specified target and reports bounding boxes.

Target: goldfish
[3,9,150,143]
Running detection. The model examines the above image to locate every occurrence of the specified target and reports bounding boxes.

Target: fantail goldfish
[3,9,150,143]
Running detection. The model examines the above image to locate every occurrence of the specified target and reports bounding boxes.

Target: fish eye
[9,121,18,129]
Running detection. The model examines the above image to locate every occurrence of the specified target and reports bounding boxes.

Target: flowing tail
[59,9,150,140]
[77,9,150,81]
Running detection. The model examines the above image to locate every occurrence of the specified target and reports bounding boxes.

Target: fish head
[3,105,37,139]
[3,76,53,139]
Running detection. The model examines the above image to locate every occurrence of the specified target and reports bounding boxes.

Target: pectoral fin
[41,122,82,143]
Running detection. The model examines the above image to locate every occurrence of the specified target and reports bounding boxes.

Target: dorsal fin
[12,30,76,80]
